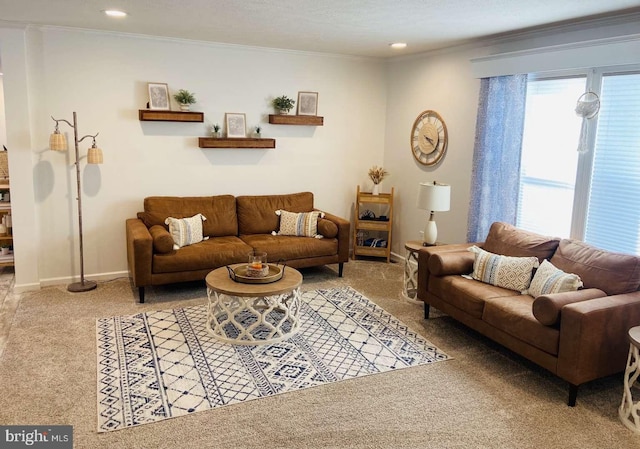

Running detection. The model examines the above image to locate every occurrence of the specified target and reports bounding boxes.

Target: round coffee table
[205,264,303,345]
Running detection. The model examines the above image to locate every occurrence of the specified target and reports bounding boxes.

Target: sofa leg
[568,383,578,407]
[424,303,430,319]
[338,263,344,277]
[139,287,145,304]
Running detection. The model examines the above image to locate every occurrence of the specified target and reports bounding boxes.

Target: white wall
[383,47,487,253]
[1,26,387,290]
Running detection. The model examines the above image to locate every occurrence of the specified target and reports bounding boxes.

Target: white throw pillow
[164,214,208,249]
[273,210,325,239]
[527,259,583,298]
[469,245,539,292]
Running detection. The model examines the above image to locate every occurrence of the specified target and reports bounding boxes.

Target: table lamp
[416,181,450,246]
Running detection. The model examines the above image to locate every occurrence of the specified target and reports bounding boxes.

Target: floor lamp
[416,181,450,246]
[50,112,103,292]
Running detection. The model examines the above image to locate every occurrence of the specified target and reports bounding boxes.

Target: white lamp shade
[417,182,451,212]
[49,132,68,152]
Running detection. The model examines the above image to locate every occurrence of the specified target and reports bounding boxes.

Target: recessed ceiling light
[390,43,407,49]
[103,10,127,18]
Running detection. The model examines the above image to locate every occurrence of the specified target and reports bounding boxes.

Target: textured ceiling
[0,0,639,57]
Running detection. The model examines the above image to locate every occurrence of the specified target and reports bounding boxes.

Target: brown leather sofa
[418,222,640,406]
[126,192,349,303]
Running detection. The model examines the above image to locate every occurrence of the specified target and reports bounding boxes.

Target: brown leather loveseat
[126,192,349,303]
[418,222,640,406]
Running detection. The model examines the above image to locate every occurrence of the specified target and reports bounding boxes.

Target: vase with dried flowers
[368,165,388,195]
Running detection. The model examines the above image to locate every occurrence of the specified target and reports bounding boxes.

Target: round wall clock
[410,110,448,166]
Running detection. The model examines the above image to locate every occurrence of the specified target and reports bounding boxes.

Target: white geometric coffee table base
[207,287,302,345]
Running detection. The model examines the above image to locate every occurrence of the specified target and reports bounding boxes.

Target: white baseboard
[31,270,130,290]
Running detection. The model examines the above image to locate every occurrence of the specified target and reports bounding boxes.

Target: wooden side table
[619,326,640,432]
[402,240,426,304]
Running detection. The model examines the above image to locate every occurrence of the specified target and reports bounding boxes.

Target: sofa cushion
[239,233,337,262]
[527,260,583,298]
[152,236,251,274]
[317,218,338,239]
[149,225,174,254]
[143,195,238,237]
[482,295,560,356]
[275,210,324,238]
[469,246,538,292]
[165,214,208,249]
[428,275,518,319]
[483,222,560,262]
[236,192,314,235]
[550,239,640,296]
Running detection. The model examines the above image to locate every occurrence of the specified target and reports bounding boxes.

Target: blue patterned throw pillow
[164,213,208,249]
[469,245,539,292]
[527,259,583,298]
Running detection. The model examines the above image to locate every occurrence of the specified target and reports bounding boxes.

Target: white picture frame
[226,113,247,138]
[297,91,318,116]
[147,82,170,110]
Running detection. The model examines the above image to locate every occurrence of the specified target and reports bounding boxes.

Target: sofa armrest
[532,288,607,326]
[320,211,350,263]
[417,242,480,301]
[557,291,640,385]
[126,218,153,288]
[428,251,475,276]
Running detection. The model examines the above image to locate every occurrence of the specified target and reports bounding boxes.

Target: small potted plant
[0,244,10,255]
[211,124,222,138]
[173,89,196,111]
[272,95,295,115]
[254,125,262,138]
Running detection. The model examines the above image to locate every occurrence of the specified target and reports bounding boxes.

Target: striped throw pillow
[527,259,583,298]
[274,210,324,238]
[164,213,208,249]
[469,245,539,292]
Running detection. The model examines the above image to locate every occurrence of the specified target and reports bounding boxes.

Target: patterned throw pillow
[164,214,208,249]
[469,245,539,292]
[527,259,583,298]
[274,210,325,239]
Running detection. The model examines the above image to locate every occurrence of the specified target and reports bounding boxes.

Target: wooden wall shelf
[198,137,276,149]
[268,115,324,126]
[139,110,204,122]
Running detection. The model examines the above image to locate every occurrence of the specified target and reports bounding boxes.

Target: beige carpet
[0,261,638,448]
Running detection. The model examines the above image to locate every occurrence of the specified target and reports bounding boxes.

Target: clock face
[411,110,448,166]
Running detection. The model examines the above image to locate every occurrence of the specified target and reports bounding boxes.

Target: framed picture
[226,113,247,138]
[297,91,318,116]
[148,82,170,110]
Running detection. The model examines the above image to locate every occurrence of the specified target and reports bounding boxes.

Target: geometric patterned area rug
[96,286,450,432]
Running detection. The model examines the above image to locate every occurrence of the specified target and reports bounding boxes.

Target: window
[517,77,585,237]
[516,69,640,255]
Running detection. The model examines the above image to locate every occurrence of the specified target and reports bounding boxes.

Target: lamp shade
[87,147,103,164]
[49,131,68,152]
[417,182,450,212]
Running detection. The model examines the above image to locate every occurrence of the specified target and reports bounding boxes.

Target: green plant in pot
[174,89,196,111]
[211,123,222,138]
[272,95,295,115]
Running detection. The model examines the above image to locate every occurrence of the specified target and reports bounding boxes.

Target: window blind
[585,72,640,254]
